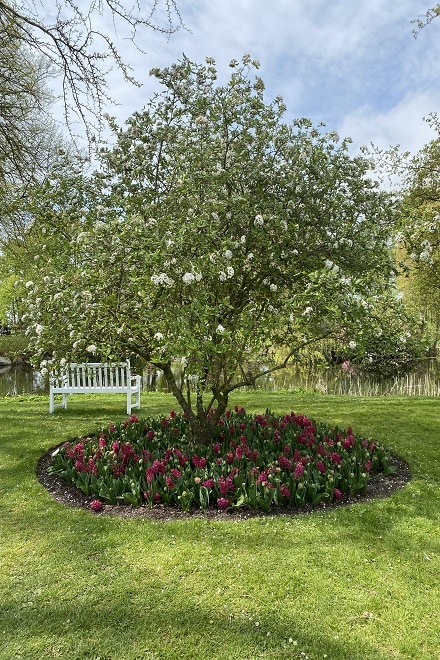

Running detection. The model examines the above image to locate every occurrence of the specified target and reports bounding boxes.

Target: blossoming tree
[27,55,400,443]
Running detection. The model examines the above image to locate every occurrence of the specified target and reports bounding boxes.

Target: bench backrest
[51,362,132,389]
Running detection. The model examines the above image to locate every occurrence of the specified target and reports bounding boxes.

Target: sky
[48,0,440,158]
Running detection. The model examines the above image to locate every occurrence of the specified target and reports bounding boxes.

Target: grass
[0,391,439,659]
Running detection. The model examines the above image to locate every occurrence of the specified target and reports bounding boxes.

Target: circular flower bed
[49,407,394,513]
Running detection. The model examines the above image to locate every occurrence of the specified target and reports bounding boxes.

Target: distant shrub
[0,334,31,361]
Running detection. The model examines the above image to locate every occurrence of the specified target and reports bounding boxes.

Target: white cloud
[338,92,440,154]
[47,0,440,159]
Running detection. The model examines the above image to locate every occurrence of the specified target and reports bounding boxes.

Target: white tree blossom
[25,55,399,443]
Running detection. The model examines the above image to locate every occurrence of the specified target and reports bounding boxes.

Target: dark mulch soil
[36,444,411,522]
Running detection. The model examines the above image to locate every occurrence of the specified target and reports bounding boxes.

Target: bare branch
[226,333,336,394]
[0,0,186,142]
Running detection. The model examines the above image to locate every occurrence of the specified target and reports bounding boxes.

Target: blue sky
[53,1,440,157]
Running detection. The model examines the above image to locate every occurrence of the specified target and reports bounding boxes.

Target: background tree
[0,0,184,141]
[26,56,400,443]
[397,129,440,345]
[0,9,68,259]
[0,14,60,190]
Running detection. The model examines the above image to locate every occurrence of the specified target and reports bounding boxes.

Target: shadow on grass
[1,395,439,659]
[0,571,400,660]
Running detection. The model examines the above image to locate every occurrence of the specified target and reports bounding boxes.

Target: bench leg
[49,390,54,413]
[127,387,141,415]
[62,394,68,409]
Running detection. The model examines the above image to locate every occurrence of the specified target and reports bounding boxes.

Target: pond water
[1,358,439,398]
[0,363,47,396]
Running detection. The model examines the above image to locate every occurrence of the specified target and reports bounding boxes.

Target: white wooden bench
[49,361,141,414]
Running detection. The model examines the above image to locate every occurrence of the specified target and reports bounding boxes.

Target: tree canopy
[397,125,440,341]
[25,56,401,442]
[0,149,95,325]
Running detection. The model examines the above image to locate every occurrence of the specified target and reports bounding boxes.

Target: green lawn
[0,391,439,659]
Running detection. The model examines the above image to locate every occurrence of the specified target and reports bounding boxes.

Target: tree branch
[0,0,186,142]
[412,4,440,36]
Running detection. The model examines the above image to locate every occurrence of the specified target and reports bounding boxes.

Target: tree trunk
[158,361,227,445]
